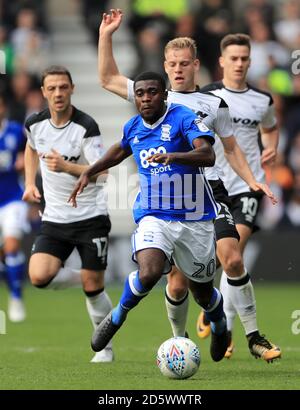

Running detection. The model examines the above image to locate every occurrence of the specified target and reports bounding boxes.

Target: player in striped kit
[197,33,281,362]
[22,66,113,363]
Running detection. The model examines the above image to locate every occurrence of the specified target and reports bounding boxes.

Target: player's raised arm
[68,142,131,207]
[98,9,129,99]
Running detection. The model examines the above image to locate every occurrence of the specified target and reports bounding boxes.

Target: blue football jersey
[0,120,26,207]
[121,104,218,223]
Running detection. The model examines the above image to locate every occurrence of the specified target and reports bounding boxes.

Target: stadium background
[1,0,299,282]
[0,0,299,391]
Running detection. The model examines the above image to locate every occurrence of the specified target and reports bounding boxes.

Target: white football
[157,337,201,379]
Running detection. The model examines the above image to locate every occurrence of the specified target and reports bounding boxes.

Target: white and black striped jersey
[201,82,277,196]
[25,107,107,223]
[127,79,233,181]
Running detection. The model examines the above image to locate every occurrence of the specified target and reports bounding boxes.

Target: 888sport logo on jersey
[139,146,172,175]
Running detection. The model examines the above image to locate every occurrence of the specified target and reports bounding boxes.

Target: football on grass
[157,336,200,379]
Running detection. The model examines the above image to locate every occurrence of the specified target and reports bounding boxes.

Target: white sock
[86,290,113,348]
[220,270,236,332]
[165,284,189,337]
[45,249,82,290]
[223,270,258,335]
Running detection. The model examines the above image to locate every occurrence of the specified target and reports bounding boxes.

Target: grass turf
[0,283,299,390]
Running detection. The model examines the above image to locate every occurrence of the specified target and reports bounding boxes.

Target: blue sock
[204,288,226,335]
[5,252,25,299]
[112,271,150,326]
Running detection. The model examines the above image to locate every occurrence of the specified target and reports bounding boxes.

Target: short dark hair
[220,33,251,54]
[41,65,73,86]
[134,71,166,91]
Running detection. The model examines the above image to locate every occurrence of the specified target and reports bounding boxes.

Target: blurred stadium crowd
[0,0,300,234]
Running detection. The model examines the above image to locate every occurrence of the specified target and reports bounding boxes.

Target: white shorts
[0,201,30,240]
[131,216,216,283]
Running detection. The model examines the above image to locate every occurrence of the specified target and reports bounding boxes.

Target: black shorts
[209,179,240,241]
[230,191,263,231]
[31,215,111,270]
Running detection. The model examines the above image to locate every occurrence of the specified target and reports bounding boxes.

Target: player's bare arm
[41,148,107,181]
[222,135,277,204]
[147,138,215,167]
[22,142,42,203]
[68,142,131,207]
[260,125,279,167]
[98,8,128,98]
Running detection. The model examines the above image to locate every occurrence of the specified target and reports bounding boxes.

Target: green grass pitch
[0,283,299,390]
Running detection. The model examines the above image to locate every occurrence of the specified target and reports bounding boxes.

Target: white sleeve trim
[215,107,233,138]
[127,79,135,103]
[25,128,36,149]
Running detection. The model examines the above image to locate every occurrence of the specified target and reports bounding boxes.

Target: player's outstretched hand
[249,181,278,205]
[68,173,90,208]
[100,9,123,36]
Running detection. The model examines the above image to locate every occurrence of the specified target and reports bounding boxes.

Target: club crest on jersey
[160,124,171,141]
[133,135,140,144]
[195,119,209,133]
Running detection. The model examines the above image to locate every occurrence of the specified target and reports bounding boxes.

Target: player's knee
[223,253,243,277]
[29,270,54,288]
[30,275,50,288]
[167,268,188,299]
[139,267,161,289]
[167,280,188,300]
[82,276,104,293]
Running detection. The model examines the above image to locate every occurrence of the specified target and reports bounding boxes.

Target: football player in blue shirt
[0,94,29,322]
[69,72,229,362]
